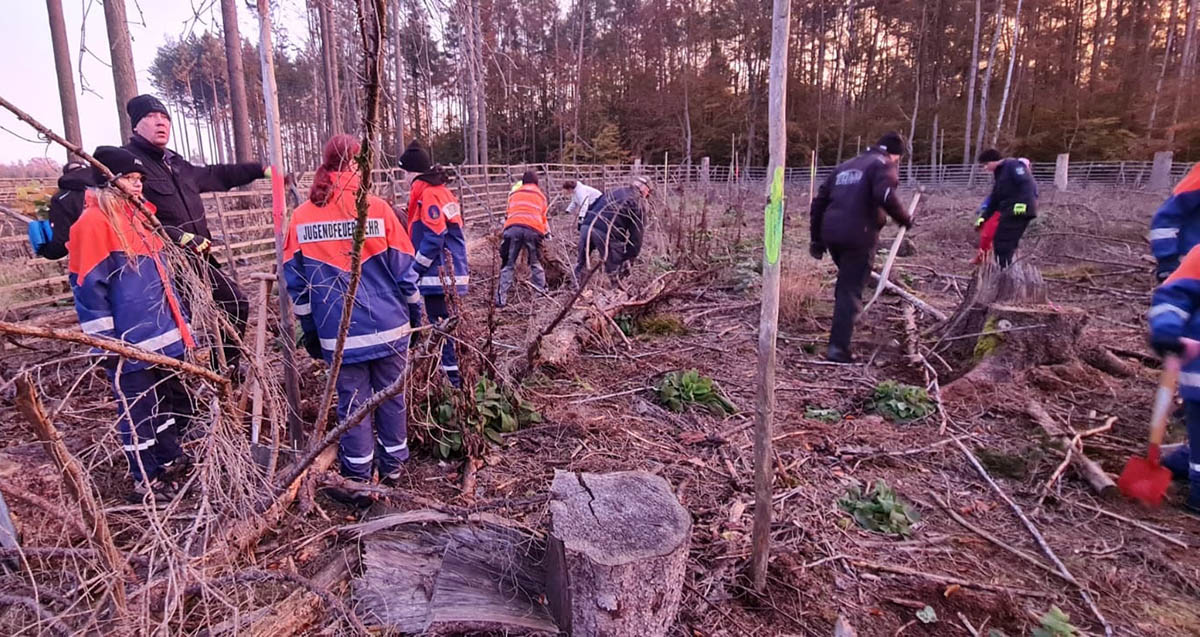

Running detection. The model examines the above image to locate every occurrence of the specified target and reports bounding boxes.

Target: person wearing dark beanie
[975,148,1038,268]
[808,131,912,363]
[399,140,432,174]
[122,94,266,378]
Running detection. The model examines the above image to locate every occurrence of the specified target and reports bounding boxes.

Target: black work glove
[1150,333,1184,357]
[301,331,323,360]
[408,308,424,348]
[809,242,826,260]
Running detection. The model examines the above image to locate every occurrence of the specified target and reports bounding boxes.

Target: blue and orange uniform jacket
[1151,163,1200,280]
[284,172,422,364]
[1150,244,1200,400]
[504,183,549,235]
[68,193,194,369]
[406,177,469,296]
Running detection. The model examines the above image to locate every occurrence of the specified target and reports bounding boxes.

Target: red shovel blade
[1117,447,1172,508]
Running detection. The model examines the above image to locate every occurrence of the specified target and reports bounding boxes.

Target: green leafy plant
[1032,607,1078,637]
[838,479,921,537]
[805,407,841,423]
[637,314,688,336]
[657,369,736,415]
[871,380,934,423]
[614,314,635,337]
[425,378,542,458]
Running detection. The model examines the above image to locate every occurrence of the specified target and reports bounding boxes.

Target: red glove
[972,214,1001,264]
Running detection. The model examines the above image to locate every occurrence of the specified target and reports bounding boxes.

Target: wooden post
[1150,151,1175,191]
[1054,153,1069,191]
[700,156,710,184]
[256,0,304,445]
[750,0,790,593]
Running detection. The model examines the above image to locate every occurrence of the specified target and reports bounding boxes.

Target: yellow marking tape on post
[764,166,785,265]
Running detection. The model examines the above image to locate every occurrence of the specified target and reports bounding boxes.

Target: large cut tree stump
[547,470,691,637]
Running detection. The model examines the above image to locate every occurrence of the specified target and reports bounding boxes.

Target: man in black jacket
[976,148,1037,268]
[810,131,913,363]
[122,95,265,372]
[574,175,650,284]
[31,162,93,260]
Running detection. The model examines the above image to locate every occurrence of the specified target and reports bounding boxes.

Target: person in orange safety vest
[496,170,549,307]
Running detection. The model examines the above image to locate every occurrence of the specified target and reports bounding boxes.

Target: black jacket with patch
[123,134,264,242]
[38,166,94,260]
[981,158,1038,223]
[581,186,646,261]
[810,146,910,249]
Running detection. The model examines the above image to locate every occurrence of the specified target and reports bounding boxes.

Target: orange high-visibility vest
[503,183,548,235]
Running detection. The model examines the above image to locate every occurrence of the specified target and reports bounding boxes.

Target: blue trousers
[423,294,462,387]
[336,352,410,481]
[1163,400,1200,487]
[110,366,189,482]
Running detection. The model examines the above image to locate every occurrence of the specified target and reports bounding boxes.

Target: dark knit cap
[876,131,904,156]
[92,146,147,185]
[977,148,1002,164]
[521,170,538,185]
[126,94,170,129]
[399,140,432,173]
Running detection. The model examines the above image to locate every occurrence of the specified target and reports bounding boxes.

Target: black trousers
[993,216,1031,268]
[828,244,875,352]
[186,253,249,372]
[497,226,546,304]
[575,226,630,283]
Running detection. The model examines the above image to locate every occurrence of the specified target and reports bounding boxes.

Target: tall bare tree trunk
[256,0,303,443]
[993,0,1024,146]
[971,0,1004,185]
[460,0,478,165]
[574,0,586,162]
[1148,0,1180,138]
[907,4,926,182]
[750,0,790,594]
[471,0,488,167]
[963,0,982,164]
[318,0,344,136]
[1169,0,1200,143]
[46,0,82,159]
[392,0,407,160]
[102,0,139,142]
[220,0,254,162]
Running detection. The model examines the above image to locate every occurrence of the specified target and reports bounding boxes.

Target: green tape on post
[764,166,785,265]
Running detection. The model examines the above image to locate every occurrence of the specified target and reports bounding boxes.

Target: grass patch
[637,313,688,336]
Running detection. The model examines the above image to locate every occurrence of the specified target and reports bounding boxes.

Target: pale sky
[0,0,310,165]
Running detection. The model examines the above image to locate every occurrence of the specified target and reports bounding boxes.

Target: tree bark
[993,0,1024,146]
[318,0,344,136]
[221,0,255,162]
[971,0,1004,185]
[472,0,489,167]
[1148,0,1180,138]
[46,0,82,158]
[963,0,982,164]
[1169,0,1199,143]
[392,0,407,160]
[102,0,139,142]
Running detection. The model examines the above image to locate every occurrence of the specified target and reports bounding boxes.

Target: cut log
[242,547,354,637]
[353,512,556,635]
[547,470,691,637]
[1080,345,1136,378]
[1025,400,1118,498]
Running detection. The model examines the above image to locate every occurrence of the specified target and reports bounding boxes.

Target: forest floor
[1,183,1198,636]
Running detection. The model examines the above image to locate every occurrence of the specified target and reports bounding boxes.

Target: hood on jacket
[58,165,96,191]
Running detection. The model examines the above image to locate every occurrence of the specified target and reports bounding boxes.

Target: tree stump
[547,470,691,637]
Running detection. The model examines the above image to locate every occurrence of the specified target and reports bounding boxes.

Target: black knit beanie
[126,95,170,129]
[399,140,432,173]
[877,131,904,156]
[92,146,147,185]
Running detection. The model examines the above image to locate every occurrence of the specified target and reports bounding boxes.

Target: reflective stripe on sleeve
[80,317,115,334]
[1150,227,1181,241]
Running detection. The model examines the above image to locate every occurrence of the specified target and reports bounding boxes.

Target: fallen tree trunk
[1025,400,1118,498]
[868,272,948,321]
[547,470,691,637]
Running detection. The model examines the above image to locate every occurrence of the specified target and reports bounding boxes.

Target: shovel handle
[1149,355,1181,448]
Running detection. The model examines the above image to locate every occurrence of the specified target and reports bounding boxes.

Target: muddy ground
[1,183,1197,636]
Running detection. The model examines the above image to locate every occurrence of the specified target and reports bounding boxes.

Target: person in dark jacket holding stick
[28,162,94,260]
[975,149,1037,268]
[574,175,651,284]
[810,131,913,363]
[121,95,265,374]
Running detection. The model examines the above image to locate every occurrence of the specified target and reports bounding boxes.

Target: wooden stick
[1025,400,1118,497]
[1065,500,1189,549]
[750,0,791,593]
[952,437,1113,635]
[13,375,130,618]
[861,192,921,316]
[929,491,1070,583]
[849,559,1053,598]
[868,272,949,321]
[0,320,228,386]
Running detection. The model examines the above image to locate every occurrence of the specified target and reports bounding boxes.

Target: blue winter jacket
[1149,244,1200,400]
[284,172,422,364]
[1151,163,1200,281]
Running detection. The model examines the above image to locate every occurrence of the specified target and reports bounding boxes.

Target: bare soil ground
[1,183,1197,636]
